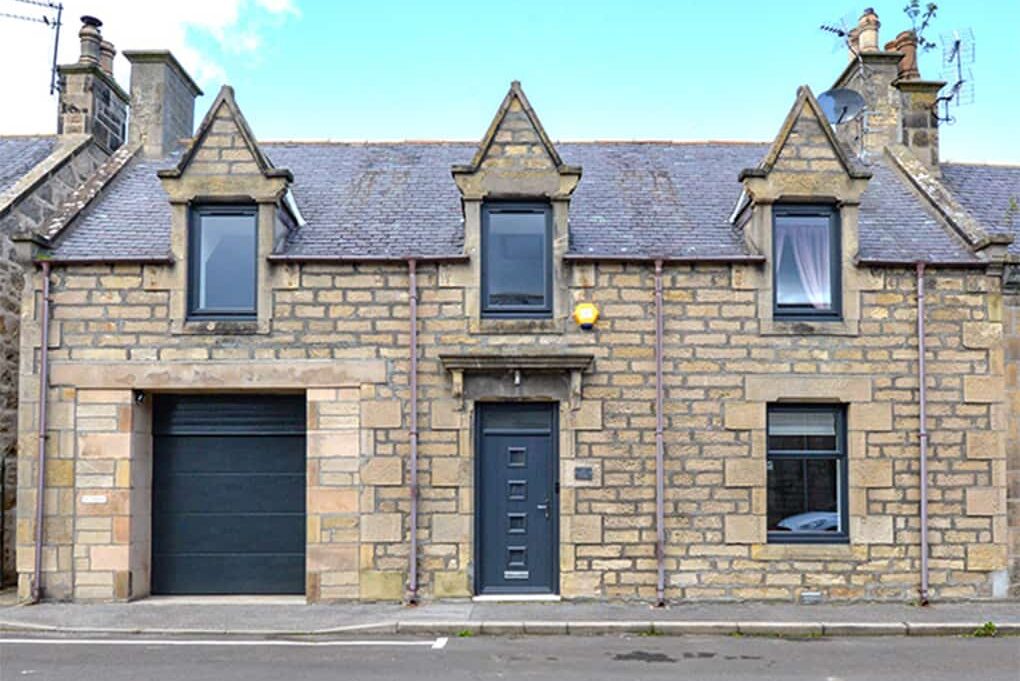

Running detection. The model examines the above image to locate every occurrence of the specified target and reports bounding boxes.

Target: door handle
[536,498,550,520]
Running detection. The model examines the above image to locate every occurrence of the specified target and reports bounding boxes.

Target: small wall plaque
[574,466,594,481]
[80,494,108,505]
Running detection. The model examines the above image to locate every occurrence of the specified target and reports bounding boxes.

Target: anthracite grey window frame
[766,403,849,544]
[187,205,258,320]
[772,205,842,321]
[480,202,553,318]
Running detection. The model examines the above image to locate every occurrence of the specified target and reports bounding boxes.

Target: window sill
[760,318,859,337]
[752,542,860,561]
[470,317,565,335]
[175,319,264,336]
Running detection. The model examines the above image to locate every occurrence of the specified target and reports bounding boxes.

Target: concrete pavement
[0,597,1018,638]
[2,634,1018,680]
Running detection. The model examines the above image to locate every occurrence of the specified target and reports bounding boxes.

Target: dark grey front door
[476,403,558,595]
[151,394,306,595]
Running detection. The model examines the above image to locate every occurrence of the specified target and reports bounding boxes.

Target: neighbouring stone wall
[0,138,109,586]
[14,255,1008,603]
[0,235,21,585]
[1005,291,1020,597]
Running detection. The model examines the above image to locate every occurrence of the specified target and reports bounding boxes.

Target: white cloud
[0,0,297,134]
[255,0,299,16]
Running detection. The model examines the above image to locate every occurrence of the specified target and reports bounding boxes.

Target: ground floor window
[766,404,848,543]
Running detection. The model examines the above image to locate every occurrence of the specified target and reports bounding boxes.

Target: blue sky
[4,1,1018,163]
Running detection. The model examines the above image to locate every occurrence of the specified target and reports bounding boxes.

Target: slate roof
[941,163,1020,256]
[0,135,56,196]
[858,160,978,263]
[49,140,985,264]
[51,153,177,259]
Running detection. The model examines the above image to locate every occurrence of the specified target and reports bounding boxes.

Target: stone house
[0,16,133,586]
[9,11,1020,603]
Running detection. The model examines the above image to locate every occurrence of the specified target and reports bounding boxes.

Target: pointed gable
[453,81,580,199]
[158,85,291,181]
[741,86,871,182]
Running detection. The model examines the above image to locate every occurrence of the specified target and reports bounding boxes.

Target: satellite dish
[817,88,866,124]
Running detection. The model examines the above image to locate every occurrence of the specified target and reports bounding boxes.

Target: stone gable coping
[886,144,1011,257]
[16,143,141,248]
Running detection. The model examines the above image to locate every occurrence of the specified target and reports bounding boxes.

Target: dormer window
[188,205,258,319]
[773,205,841,320]
[481,203,552,318]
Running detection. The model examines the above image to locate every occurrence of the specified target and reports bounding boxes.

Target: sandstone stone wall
[1005,291,1019,597]
[15,257,1009,602]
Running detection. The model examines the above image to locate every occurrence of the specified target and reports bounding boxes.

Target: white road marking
[0,637,444,648]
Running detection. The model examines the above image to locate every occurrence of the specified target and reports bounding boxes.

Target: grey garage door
[152,394,306,595]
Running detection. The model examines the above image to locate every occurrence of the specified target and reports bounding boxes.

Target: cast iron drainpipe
[406,259,419,605]
[654,260,666,607]
[30,261,52,604]
[916,261,930,605]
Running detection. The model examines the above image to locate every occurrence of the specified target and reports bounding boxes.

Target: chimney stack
[831,8,945,173]
[123,51,203,158]
[57,16,128,153]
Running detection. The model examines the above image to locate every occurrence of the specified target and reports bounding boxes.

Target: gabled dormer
[737,86,873,336]
[452,80,580,199]
[450,82,581,333]
[159,85,297,335]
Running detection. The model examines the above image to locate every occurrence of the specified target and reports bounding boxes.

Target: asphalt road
[1,634,1017,680]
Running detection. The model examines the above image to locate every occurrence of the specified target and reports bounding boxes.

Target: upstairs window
[773,206,841,320]
[481,203,552,318]
[188,206,257,319]
[767,404,848,544]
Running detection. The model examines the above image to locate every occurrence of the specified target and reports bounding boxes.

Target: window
[188,206,258,319]
[767,404,848,543]
[481,203,552,318]
[773,206,841,320]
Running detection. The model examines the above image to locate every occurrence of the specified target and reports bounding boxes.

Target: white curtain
[776,222,831,309]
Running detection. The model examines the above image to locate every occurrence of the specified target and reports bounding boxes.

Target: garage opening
[151,394,306,595]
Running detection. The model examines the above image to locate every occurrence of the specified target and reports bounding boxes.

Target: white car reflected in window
[774,511,840,533]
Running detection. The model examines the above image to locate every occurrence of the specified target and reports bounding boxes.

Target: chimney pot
[77,15,102,66]
[99,40,116,77]
[885,30,921,80]
[855,8,881,54]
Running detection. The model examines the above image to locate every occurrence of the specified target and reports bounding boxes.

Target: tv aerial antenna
[936,28,975,124]
[820,11,857,54]
[819,9,872,156]
[0,0,63,94]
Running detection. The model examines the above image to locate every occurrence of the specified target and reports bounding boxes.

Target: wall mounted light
[572,302,600,330]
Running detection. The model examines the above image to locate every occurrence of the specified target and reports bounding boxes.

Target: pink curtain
[776,222,831,309]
